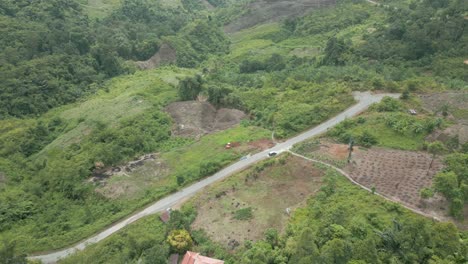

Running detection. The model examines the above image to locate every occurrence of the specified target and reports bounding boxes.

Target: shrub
[233,207,253,220]
[167,229,193,253]
[356,131,378,148]
[371,97,402,112]
[420,188,434,199]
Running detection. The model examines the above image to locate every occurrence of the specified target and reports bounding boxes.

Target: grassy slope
[0,66,271,252]
[227,3,385,62]
[36,67,192,157]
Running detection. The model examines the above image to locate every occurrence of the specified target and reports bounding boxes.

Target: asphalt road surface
[30,91,399,263]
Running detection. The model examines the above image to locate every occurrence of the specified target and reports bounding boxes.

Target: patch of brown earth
[295,140,358,168]
[325,143,358,160]
[344,148,453,219]
[224,0,336,33]
[248,138,275,151]
[91,153,169,199]
[419,92,468,121]
[191,155,323,249]
[426,124,468,145]
[165,101,246,137]
[135,43,177,70]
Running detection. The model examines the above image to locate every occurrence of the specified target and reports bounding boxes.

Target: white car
[268,151,278,157]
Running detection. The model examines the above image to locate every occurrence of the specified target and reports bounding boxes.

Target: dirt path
[29,92,398,263]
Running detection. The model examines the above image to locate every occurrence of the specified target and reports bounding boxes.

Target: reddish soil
[165,101,246,137]
[345,148,445,213]
[248,139,275,151]
[135,43,177,70]
[324,143,358,160]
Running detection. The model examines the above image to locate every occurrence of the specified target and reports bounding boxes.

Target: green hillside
[0,0,467,262]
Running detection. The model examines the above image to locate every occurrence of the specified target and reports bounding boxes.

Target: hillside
[0,0,467,263]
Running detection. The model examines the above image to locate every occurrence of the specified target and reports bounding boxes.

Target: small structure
[160,208,172,223]
[408,109,417,115]
[181,251,224,264]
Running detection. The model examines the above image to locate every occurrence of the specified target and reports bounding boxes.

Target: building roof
[160,211,170,223]
[181,251,224,264]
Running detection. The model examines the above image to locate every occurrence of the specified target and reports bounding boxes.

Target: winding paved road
[30,92,398,263]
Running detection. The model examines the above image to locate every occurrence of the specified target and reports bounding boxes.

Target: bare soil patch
[420,92,468,145]
[419,92,468,123]
[224,0,336,33]
[248,138,275,151]
[191,155,324,249]
[165,101,246,137]
[135,43,177,70]
[426,124,468,145]
[91,154,169,199]
[294,139,359,168]
[344,148,450,216]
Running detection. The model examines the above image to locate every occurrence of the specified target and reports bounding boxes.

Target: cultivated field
[345,148,443,210]
[191,155,324,249]
[293,139,468,225]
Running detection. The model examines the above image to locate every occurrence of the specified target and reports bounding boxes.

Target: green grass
[35,67,195,157]
[91,124,271,201]
[162,125,271,179]
[80,0,121,19]
[59,214,167,264]
[56,156,468,264]
[350,114,427,150]
[233,207,253,220]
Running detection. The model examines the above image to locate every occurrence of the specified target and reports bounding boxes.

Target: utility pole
[347,138,354,163]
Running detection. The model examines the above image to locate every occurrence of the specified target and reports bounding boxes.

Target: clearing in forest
[296,140,448,219]
[224,0,336,33]
[165,101,246,137]
[191,155,324,249]
[345,148,444,211]
[420,92,468,145]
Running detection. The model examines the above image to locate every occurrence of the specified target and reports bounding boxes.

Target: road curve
[30,92,399,263]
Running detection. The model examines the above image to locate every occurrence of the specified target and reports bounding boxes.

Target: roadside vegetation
[56,157,468,264]
[0,0,467,260]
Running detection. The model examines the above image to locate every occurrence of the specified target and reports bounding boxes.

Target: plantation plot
[345,148,445,214]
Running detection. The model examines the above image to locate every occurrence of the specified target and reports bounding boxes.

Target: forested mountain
[0,0,467,263]
[0,0,228,118]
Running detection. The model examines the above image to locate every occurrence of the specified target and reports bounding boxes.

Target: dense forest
[0,0,228,118]
[0,0,467,262]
